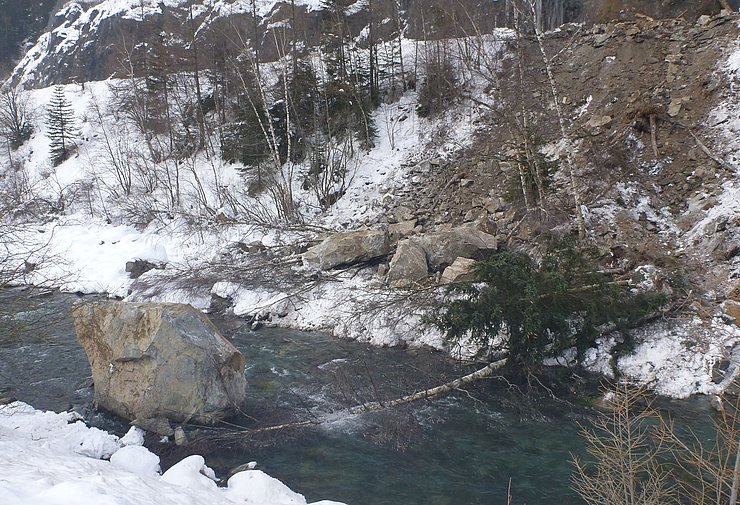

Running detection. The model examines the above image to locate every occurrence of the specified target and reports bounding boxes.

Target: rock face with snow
[12,0,588,89]
[302,230,390,270]
[73,301,246,425]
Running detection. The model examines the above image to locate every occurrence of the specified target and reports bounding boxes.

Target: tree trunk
[189,4,206,147]
[225,359,508,437]
[349,358,508,413]
[396,0,406,91]
[649,114,659,160]
[525,0,586,238]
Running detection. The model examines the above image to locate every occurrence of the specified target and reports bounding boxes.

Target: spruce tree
[432,240,667,374]
[46,85,77,165]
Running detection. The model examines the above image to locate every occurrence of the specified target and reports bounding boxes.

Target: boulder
[668,97,689,117]
[393,206,415,223]
[441,257,477,284]
[723,301,740,326]
[387,240,429,287]
[302,229,390,270]
[415,227,498,271]
[125,259,161,279]
[389,219,417,242]
[484,195,503,214]
[464,215,497,236]
[687,193,717,213]
[73,302,246,425]
[586,115,613,134]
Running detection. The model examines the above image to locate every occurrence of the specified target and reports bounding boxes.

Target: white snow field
[0,401,345,505]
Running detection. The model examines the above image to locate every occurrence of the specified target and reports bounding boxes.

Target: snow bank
[583,317,740,398]
[0,402,346,505]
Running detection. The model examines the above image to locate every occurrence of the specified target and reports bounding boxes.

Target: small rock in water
[232,461,258,473]
[174,426,188,446]
[710,395,723,412]
[134,417,174,436]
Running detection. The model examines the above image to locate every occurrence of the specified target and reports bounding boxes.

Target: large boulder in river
[302,229,390,270]
[73,302,246,426]
[415,227,498,271]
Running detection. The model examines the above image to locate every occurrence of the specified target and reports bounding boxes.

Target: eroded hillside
[396,13,739,304]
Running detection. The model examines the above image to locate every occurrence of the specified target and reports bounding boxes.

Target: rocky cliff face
[0,0,57,74]
[9,0,735,88]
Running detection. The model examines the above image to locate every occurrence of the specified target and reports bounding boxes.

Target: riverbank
[2,286,733,505]
[0,401,345,505]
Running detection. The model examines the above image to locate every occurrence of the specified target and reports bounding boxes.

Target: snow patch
[0,402,345,505]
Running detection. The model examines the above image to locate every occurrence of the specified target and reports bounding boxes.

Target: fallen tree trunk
[348,357,508,414]
[216,358,509,438]
[650,114,659,160]
[681,122,736,172]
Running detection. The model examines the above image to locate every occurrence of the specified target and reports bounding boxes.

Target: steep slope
[0,0,57,74]
[0,1,739,399]
[8,0,736,88]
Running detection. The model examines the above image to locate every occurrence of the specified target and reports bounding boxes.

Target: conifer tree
[46,85,77,165]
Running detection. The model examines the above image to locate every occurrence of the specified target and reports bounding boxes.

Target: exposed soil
[394,11,740,310]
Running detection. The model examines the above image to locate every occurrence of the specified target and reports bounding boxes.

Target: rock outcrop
[73,302,246,425]
[302,229,390,270]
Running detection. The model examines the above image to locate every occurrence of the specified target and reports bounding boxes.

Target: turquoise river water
[0,287,718,505]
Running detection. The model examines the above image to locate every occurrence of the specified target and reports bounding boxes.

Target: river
[0,287,716,505]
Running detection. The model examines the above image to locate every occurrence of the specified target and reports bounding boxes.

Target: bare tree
[520,0,586,237]
[572,384,678,505]
[88,91,133,198]
[226,22,304,223]
[658,396,740,505]
[0,87,34,149]
[574,383,740,505]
